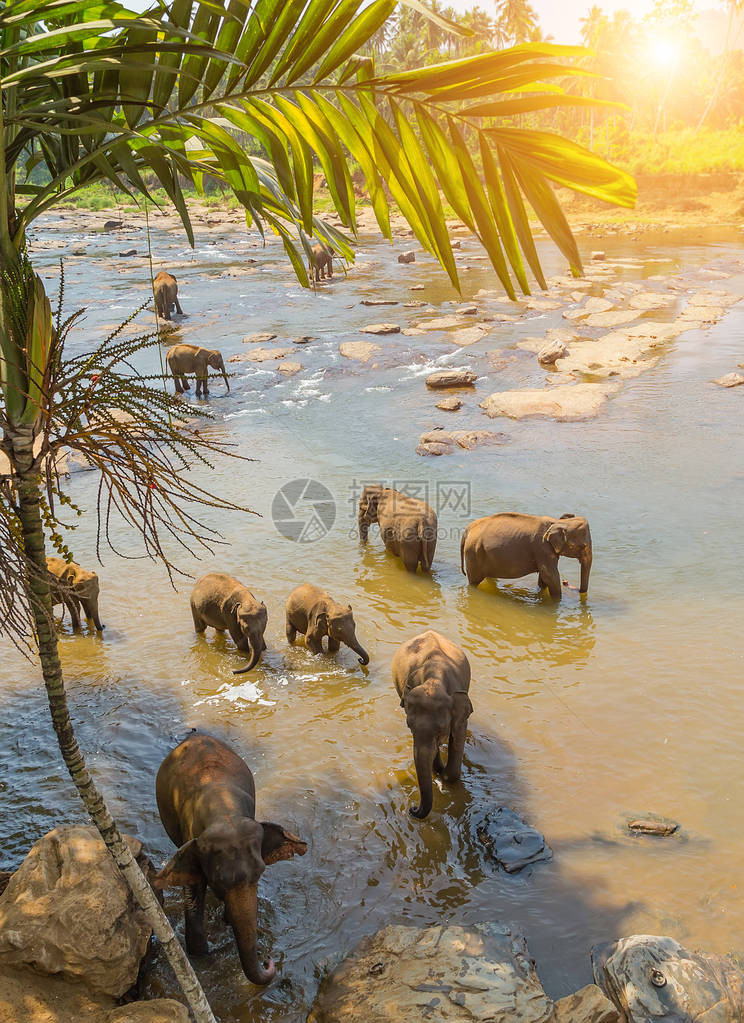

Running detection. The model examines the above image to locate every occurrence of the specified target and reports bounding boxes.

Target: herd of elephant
[48,482,593,987]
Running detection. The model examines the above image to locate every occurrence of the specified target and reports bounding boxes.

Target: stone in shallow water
[409,283,425,291]
[277,361,302,377]
[415,315,469,331]
[714,372,744,388]
[242,332,277,344]
[339,341,380,362]
[229,346,293,362]
[591,935,744,1023]
[293,335,316,344]
[627,817,679,836]
[435,395,463,411]
[583,309,641,328]
[426,369,477,388]
[361,298,398,306]
[360,322,400,335]
[417,429,507,455]
[552,985,620,1023]
[537,338,568,366]
[480,383,618,422]
[476,807,552,873]
[398,250,416,263]
[307,923,553,1023]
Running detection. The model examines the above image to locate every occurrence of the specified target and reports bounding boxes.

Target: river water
[2,212,743,1020]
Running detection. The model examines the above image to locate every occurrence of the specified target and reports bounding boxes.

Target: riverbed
[2,209,743,1021]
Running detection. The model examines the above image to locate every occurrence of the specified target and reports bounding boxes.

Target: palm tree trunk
[10,423,216,1023]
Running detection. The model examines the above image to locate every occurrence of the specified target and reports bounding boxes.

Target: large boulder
[417,429,507,456]
[426,369,477,389]
[308,923,553,1023]
[551,985,619,1023]
[591,935,744,1023]
[480,383,618,422]
[0,827,153,997]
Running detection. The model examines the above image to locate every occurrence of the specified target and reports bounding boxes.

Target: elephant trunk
[410,738,436,819]
[350,639,369,666]
[224,882,275,986]
[579,551,592,594]
[358,513,369,543]
[233,637,261,675]
[219,358,230,392]
[81,598,104,631]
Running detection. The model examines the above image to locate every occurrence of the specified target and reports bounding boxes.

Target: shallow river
[2,212,743,1021]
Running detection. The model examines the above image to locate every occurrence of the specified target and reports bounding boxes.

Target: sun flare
[651,37,680,69]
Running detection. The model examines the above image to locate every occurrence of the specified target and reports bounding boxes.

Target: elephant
[190,572,267,674]
[46,556,104,631]
[285,583,369,664]
[358,485,437,573]
[166,343,229,398]
[308,243,333,282]
[392,630,473,819]
[153,270,182,320]
[460,512,593,598]
[153,732,307,986]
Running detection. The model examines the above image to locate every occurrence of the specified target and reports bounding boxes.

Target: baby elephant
[47,556,104,631]
[392,630,473,820]
[308,243,333,282]
[191,572,267,674]
[358,484,437,573]
[166,343,229,398]
[154,732,307,985]
[460,512,593,598]
[285,583,369,665]
[153,270,182,320]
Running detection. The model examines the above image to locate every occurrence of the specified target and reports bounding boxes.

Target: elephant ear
[260,823,307,865]
[310,608,329,635]
[559,513,575,520]
[544,524,567,554]
[152,838,203,889]
[453,690,474,718]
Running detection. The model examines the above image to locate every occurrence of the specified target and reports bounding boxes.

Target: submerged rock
[435,395,463,411]
[108,1003,189,1022]
[229,346,293,362]
[417,429,507,456]
[339,341,381,362]
[480,383,618,422]
[293,335,316,344]
[242,332,277,344]
[307,922,553,1023]
[476,807,553,873]
[591,934,744,1023]
[414,315,468,331]
[277,361,302,377]
[627,817,679,836]
[118,249,137,257]
[409,283,425,290]
[591,251,606,260]
[0,827,152,997]
[360,322,400,335]
[552,985,620,1023]
[102,220,120,231]
[426,369,477,388]
[361,298,398,306]
[714,372,744,388]
[450,325,490,347]
[538,338,568,366]
[398,250,416,263]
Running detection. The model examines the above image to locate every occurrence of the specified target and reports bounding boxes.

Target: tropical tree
[496,0,538,46]
[0,0,636,1018]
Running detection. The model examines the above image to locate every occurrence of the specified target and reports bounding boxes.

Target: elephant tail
[419,522,436,572]
[460,527,467,575]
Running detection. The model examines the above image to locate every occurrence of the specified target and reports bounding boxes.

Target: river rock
[551,985,619,1023]
[417,429,507,455]
[450,325,490,347]
[102,220,120,231]
[118,249,137,257]
[0,826,152,997]
[307,922,553,1023]
[714,372,744,388]
[583,309,641,328]
[107,1002,189,1022]
[591,934,744,1023]
[70,246,87,256]
[628,291,675,310]
[480,383,617,422]
[627,817,679,836]
[229,346,293,362]
[361,299,398,306]
[360,322,400,335]
[339,341,380,362]
[591,251,606,260]
[456,303,478,315]
[409,284,425,290]
[435,395,463,411]
[277,361,302,377]
[476,807,553,873]
[242,332,277,344]
[415,315,468,331]
[293,335,316,344]
[426,369,477,388]
[398,250,416,263]
[538,339,568,366]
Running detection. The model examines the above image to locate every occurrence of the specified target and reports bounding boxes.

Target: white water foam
[195,679,275,707]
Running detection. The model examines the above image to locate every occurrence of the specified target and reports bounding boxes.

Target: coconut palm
[0,2,636,1019]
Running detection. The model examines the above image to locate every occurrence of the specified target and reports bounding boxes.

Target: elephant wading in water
[47,556,104,631]
[153,270,182,320]
[308,243,332,282]
[166,343,229,398]
[191,573,267,673]
[392,630,473,819]
[285,583,369,664]
[460,512,593,598]
[358,485,437,573]
[153,732,307,985]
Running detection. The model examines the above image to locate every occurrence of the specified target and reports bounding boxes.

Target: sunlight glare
[651,37,679,69]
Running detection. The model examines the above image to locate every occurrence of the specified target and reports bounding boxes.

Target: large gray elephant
[308,243,333,282]
[392,629,473,820]
[358,485,437,573]
[154,732,306,985]
[190,572,267,673]
[285,583,369,664]
[166,343,229,398]
[460,512,592,598]
[153,270,182,320]
[47,556,104,631]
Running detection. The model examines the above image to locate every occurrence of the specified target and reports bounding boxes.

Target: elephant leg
[228,622,247,649]
[537,573,547,591]
[65,596,82,631]
[433,749,445,775]
[327,638,340,653]
[538,561,562,599]
[181,375,190,391]
[466,565,484,586]
[191,605,206,633]
[183,882,208,955]
[286,619,297,645]
[174,296,183,315]
[401,547,420,573]
[172,371,183,395]
[306,631,324,655]
[444,719,467,783]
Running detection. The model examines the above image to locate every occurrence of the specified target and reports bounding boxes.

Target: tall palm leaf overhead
[2,0,636,295]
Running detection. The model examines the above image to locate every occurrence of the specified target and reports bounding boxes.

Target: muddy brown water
[2,214,743,1021]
